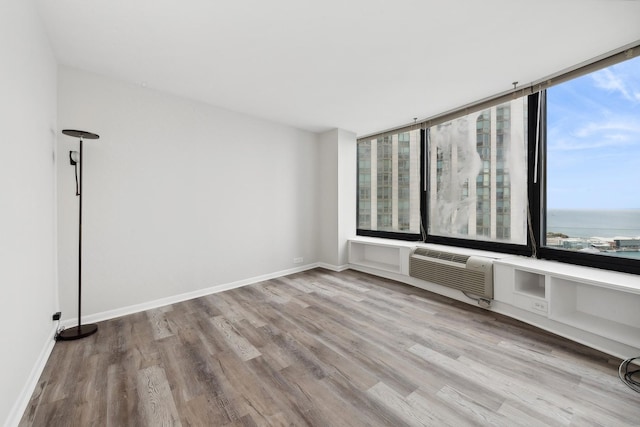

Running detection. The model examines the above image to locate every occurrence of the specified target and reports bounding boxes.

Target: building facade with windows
[357,131,421,234]
[428,100,527,244]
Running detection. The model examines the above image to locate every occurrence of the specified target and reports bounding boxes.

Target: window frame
[355,131,425,241]
[537,88,640,275]
[421,96,538,257]
[356,43,640,275]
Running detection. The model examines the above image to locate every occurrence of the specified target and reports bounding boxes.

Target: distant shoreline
[547,208,640,239]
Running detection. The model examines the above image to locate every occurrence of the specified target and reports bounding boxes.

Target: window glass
[427,98,528,244]
[545,55,640,260]
[357,130,421,234]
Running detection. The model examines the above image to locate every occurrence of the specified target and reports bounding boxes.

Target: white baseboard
[5,325,57,427]
[316,262,349,272]
[11,262,350,427]
[61,263,330,328]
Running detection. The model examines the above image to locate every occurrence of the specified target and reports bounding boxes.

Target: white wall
[318,128,356,267]
[319,130,339,265]
[57,67,321,318]
[337,129,357,265]
[0,1,58,426]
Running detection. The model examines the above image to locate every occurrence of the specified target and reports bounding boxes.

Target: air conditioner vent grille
[409,248,494,299]
[413,248,470,264]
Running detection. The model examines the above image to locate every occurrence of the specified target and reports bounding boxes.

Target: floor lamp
[57,129,100,341]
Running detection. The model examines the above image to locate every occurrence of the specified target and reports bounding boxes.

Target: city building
[615,238,640,250]
[358,131,421,234]
[428,101,527,243]
[357,100,527,243]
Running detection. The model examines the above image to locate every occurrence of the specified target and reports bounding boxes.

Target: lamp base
[56,324,98,341]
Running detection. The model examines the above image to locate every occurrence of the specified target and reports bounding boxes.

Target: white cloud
[573,119,640,138]
[550,137,628,151]
[549,118,640,151]
[591,68,636,102]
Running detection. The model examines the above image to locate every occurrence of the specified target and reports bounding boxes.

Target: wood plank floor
[20,268,639,426]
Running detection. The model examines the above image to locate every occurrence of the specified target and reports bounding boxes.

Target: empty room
[2,0,640,426]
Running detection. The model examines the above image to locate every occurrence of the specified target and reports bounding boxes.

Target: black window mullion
[529,91,543,257]
[420,128,428,242]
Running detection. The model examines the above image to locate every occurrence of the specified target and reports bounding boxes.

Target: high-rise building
[357,131,421,234]
[429,100,527,244]
[357,100,526,242]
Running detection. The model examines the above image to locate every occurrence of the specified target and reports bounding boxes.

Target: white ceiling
[36,0,640,136]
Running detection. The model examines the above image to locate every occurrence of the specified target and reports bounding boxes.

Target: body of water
[605,251,640,259]
[547,209,640,239]
[547,209,640,259]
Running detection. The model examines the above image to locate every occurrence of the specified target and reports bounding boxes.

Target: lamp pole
[57,129,99,341]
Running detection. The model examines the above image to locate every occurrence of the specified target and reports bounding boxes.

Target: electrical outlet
[293,257,304,264]
[532,301,548,312]
[52,312,61,321]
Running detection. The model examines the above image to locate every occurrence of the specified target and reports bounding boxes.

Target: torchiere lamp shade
[62,129,100,140]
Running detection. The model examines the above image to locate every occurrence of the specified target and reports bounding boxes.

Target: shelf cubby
[514,269,546,299]
[549,277,640,348]
[348,240,402,273]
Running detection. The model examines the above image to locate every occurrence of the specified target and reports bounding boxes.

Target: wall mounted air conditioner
[409,248,494,299]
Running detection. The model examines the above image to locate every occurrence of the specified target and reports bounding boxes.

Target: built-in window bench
[493,257,640,359]
[348,237,640,359]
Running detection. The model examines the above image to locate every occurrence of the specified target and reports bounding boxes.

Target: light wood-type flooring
[20,268,640,426]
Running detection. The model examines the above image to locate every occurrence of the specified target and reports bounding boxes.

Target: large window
[357,130,421,239]
[542,54,640,271]
[357,45,640,274]
[427,98,529,250]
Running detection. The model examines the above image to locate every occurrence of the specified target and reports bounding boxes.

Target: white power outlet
[293,257,304,264]
[532,300,548,312]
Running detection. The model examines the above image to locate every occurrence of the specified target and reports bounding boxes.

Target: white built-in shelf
[548,276,640,349]
[496,256,640,353]
[508,269,548,314]
[348,239,405,274]
[552,311,640,349]
[494,257,640,295]
[348,237,511,276]
[349,259,400,272]
[347,239,640,357]
[514,269,546,299]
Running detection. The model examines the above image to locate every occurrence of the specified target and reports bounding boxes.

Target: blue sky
[547,55,640,209]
